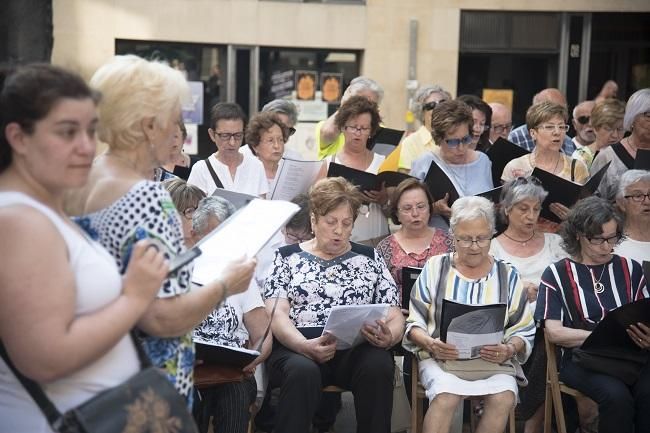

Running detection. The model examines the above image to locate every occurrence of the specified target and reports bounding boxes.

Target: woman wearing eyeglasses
[404,196,535,433]
[244,112,292,190]
[535,196,650,433]
[377,179,450,300]
[614,169,650,263]
[572,99,626,169]
[489,176,568,433]
[163,178,207,247]
[188,102,268,197]
[501,101,589,231]
[591,88,650,200]
[397,85,451,173]
[410,100,494,225]
[324,95,390,243]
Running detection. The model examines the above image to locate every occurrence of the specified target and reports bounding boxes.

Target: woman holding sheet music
[409,100,494,224]
[67,55,256,404]
[263,177,404,433]
[324,95,390,244]
[404,196,535,433]
[489,176,568,433]
[501,101,589,232]
[535,196,649,433]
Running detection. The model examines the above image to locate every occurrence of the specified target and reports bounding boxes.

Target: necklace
[588,264,607,294]
[529,152,560,175]
[502,230,536,246]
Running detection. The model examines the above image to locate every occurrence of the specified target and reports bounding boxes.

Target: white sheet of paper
[191,199,299,285]
[270,158,323,201]
[447,313,504,359]
[322,304,390,350]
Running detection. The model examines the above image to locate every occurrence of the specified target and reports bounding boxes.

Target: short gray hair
[261,99,299,127]
[449,196,496,235]
[499,177,548,223]
[344,76,384,104]
[616,169,650,199]
[624,88,650,132]
[192,196,236,236]
[412,84,452,123]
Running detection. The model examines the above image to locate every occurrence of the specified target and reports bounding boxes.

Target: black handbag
[0,336,199,433]
[572,347,649,386]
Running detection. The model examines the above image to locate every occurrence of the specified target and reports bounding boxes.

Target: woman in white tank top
[0,64,168,432]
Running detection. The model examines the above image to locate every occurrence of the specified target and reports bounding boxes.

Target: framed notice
[295,70,317,101]
[321,73,342,104]
[482,89,514,112]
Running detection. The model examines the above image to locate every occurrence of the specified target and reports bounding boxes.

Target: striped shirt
[534,255,648,328]
[403,253,535,362]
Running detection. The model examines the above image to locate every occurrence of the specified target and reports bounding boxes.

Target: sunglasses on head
[577,115,590,125]
[423,100,448,111]
[513,176,542,187]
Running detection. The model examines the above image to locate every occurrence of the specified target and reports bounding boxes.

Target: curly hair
[559,196,624,258]
[334,95,381,137]
[309,177,365,222]
[245,112,288,150]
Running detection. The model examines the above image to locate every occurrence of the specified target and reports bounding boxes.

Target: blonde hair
[309,177,364,221]
[90,55,190,151]
[591,98,625,129]
[526,101,568,130]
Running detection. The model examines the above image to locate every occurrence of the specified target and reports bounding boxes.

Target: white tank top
[0,192,140,433]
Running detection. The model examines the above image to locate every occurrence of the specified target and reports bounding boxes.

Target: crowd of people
[0,55,649,433]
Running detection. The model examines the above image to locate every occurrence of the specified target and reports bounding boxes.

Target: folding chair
[543,334,585,433]
[410,356,516,433]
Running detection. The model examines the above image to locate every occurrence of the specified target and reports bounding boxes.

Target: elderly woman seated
[536,196,649,433]
[190,196,272,433]
[403,196,535,433]
[614,169,650,263]
[263,177,404,433]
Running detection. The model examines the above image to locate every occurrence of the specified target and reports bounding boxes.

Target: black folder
[486,137,530,186]
[327,162,413,191]
[194,341,260,368]
[532,161,611,223]
[635,149,650,170]
[423,159,461,204]
[368,127,405,155]
[581,298,650,352]
[477,186,504,204]
[400,266,423,309]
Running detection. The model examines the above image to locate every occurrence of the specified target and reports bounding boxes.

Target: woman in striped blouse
[403,196,535,433]
[535,196,649,433]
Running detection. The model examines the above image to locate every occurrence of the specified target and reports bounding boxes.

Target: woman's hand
[242,358,259,378]
[627,322,650,350]
[480,343,511,364]
[363,182,388,205]
[432,193,452,218]
[424,337,459,360]
[217,256,257,297]
[122,240,169,304]
[299,334,337,364]
[524,281,539,303]
[362,319,393,349]
[549,202,570,221]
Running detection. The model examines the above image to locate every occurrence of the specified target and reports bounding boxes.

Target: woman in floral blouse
[377,178,450,302]
[263,177,404,433]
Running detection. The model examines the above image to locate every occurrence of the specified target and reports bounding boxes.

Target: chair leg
[550,382,567,433]
[544,383,553,433]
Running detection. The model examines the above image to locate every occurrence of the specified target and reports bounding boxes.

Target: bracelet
[506,342,517,359]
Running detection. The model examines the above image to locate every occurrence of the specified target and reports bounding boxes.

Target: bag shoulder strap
[0,342,62,427]
[570,158,577,182]
[431,255,451,339]
[204,159,224,189]
[611,142,634,169]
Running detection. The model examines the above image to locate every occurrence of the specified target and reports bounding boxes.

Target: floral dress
[75,180,195,406]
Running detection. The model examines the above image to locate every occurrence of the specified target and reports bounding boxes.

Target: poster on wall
[183,81,204,125]
[270,70,294,100]
[482,89,514,112]
[321,73,343,104]
[295,70,317,101]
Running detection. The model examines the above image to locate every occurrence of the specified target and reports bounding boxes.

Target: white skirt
[418,358,518,403]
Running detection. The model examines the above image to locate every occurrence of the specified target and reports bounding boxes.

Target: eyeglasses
[537,124,570,133]
[261,136,285,146]
[344,125,372,135]
[423,100,447,111]
[455,236,492,248]
[586,234,621,245]
[398,203,429,214]
[284,230,312,243]
[602,125,625,134]
[492,123,513,134]
[288,127,297,137]
[576,116,590,125]
[624,192,650,203]
[182,207,196,219]
[214,131,244,141]
[444,134,473,147]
